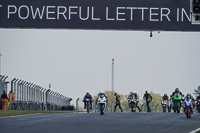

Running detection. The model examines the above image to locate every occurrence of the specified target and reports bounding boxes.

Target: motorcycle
[83,98,93,113]
[128,96,137,112]
[161,99,169,112]
[168,98,174,113]
[173,93,183,113]
[97,94,107,115]
[196,99,200,113]
[183,98,193,118]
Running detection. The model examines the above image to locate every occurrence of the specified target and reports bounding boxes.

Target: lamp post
[112,58,114,93]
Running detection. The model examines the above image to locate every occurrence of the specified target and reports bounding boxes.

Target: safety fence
[0,75,72,111]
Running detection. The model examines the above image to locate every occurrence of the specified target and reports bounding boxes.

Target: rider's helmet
[133,91,136,94]
[186,93,191,99]
[99,90,104,95]
[133,91,138,96]
[86,92,90,95]
[175,88,179,92]
[164,93,167,96]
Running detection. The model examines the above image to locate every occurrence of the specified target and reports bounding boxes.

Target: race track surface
[1,112,200,133]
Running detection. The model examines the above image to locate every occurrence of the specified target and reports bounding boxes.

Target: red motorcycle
[183,98,193,118]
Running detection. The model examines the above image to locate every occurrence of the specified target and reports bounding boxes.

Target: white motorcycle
[97,94,107,115]
[128,96,137,112]
[161,99,169,112]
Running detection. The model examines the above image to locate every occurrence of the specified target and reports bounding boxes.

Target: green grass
[195,131,200,133]
[0,110,79,117]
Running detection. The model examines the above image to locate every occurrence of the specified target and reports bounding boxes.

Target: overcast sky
[0,29,200,105]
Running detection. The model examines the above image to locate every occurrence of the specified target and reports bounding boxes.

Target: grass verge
[0,110,79,117]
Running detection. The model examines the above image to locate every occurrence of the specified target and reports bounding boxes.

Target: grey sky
[0,29,200,105]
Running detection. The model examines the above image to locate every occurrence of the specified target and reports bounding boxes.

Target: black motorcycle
[83,99,93,113]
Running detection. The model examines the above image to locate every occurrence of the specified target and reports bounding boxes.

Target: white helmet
[99,90,104,94]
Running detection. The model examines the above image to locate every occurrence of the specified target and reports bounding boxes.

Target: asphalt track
[1,112,200,133]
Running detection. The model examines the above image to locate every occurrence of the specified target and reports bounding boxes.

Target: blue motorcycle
[183,98,193,118]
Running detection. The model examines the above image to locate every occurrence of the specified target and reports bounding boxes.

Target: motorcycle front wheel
[163,105,166,112]
[197,106,200,113]
[87,105,89,113]
[131,108,136,112]
[100,104,104,115]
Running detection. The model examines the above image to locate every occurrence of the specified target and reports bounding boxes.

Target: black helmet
[175,88,179,92]
[186,93,191,98]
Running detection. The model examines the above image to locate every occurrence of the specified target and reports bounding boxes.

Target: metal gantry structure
[0,75,72,111]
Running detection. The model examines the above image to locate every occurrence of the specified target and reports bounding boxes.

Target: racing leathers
[143,91,152,112]
[114,93,123,112]
[83,93,92,109]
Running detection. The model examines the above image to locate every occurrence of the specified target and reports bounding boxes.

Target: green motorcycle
[173,93,183,113]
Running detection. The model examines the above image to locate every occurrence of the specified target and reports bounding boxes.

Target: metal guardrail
[0,75,72,111]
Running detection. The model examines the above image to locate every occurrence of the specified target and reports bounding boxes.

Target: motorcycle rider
[184,93,196,113]
[143,91,152,112]
[127,91,133,105]
[172,88,183,96]
[83,92,92,109]
[196,94,200,101]
[196,94,200,113]
[161,93,169,111]
[114,93,123,112]
[96,90,108,108]
[132,91,142,112]
[128,91,133,99]
[162,93,169,102]
[172,88,184,105]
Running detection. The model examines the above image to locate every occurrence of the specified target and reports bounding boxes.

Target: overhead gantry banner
[0,0,200,31]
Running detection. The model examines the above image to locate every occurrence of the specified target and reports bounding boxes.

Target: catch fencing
[0,75,72,111]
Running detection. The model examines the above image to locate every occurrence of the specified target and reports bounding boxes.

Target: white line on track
[190,128,200,133]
